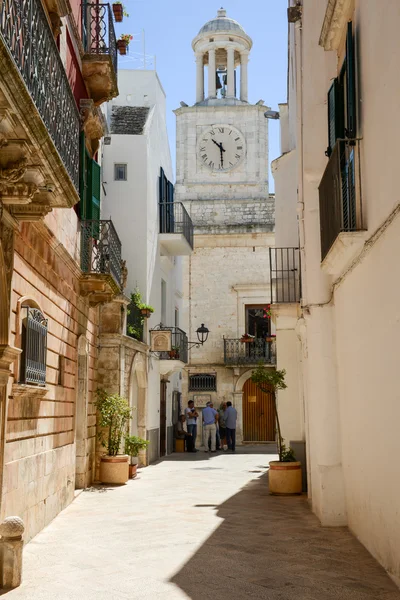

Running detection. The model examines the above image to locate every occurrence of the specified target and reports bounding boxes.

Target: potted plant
[251,366,302,495]
[139,303,154,319]
[240,333,255,343]
[112,1,128,22]
[266,334,276,342]
[125,435,149,478]
[169,346,180,359]
[95,390,132,484]
[117,34,133,55]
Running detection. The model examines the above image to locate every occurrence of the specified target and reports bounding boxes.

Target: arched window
[19,305,48,386]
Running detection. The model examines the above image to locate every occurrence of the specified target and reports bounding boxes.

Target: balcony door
[246,305,270,339]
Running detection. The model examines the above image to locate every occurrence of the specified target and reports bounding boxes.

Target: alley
[4,448,400,600]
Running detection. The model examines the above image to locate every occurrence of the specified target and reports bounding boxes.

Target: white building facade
[273,0,400,585]
[176,10,275,446]
[101,70,192,462]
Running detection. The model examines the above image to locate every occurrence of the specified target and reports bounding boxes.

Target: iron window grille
[189,374,217,392]
[269,248,301,304]
[20,307,48,386]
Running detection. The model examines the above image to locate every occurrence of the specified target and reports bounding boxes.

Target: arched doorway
[129,369,139,436]
[128,352,147,442]
[242,378,275,442]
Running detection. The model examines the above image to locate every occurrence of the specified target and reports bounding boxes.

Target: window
[326,22,356,157]
[114,163,127,181]
[246,305,271,339]
[20,306,48,386]
[161,279,167,325]
[189,374,217,392]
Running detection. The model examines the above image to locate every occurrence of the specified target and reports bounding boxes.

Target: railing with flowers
[82,3,118,76]
[224,338,275,366]
[0,0,80,189]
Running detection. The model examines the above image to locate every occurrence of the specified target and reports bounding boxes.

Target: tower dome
[198,8,250,41]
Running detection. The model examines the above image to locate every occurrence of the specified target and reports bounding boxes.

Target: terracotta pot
[169,350,178,359]
[99,455,129,484]
[140,308,152,318]
[241,338,253,343]
[268,461,302,495]
[112,3,123,22]
[117,40,127,55]
[129,464,137,479]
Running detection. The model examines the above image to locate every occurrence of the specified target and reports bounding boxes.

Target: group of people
[174,399,237,453]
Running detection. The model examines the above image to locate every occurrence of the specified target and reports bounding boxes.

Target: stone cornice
[99,332,149,354]
[319,0,353,51]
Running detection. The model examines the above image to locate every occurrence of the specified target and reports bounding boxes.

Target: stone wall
[4,222,98,542]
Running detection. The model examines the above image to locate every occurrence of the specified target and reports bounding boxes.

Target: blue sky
[117,1,288,189]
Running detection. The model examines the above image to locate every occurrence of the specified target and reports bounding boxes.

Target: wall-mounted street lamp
[188,323,209,350]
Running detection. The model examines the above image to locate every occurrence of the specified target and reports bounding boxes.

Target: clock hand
[220,147,224,168]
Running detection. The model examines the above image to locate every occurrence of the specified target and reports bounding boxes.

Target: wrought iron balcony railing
[0,0,80,188]
[159,202,194,250]
[157,327,189,364]
[81,220,122,287]
[269,247,301,304]
[319,140,363,261]
[83,3,117,76]
[224,338,275,366]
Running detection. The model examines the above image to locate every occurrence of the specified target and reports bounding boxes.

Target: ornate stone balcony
[224,338,275,366]
[0,0,80,218]
[80,220,123,306]
[82,3,118,106]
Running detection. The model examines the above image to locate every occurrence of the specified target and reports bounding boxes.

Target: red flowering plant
[263,305,271,319]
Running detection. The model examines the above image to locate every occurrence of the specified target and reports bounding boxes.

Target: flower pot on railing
[169,349,179,360]
[140,308,152,318]
[117,39,127,55]
[240,335,254,344]
[112,2,123,22]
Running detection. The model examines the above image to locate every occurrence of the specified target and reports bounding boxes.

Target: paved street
[4,448,400,600]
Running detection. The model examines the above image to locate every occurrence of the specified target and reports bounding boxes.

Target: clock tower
[175,9,275,446]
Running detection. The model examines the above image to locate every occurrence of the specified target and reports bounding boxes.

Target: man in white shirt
[184,400,199,452]
[202,401,218,452]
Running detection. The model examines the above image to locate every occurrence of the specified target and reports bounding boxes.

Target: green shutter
[327,78,344,156]
[79,132,88,218]
[346,21,357,138]
[88,159,101,221]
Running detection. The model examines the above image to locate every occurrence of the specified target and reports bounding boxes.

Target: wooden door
[243,378,275,442]
[160,381,167,456]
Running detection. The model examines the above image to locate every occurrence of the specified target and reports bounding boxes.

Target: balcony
[0,0,80,217]
[80,220,122,305]
[269,247,301,304]
[224,338,275,366]
[159,202,194,256]
[319,140,367,276]
[154,326,188,376]
[82,3,118,106]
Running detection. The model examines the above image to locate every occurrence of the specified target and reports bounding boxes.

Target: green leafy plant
[251,366,296,463]
[127,288,153,340]
[119,33,133,44]
[124,435,149,462]
[95,390,132,457]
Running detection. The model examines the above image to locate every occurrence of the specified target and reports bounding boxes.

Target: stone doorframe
[233,368,255,445]
[128,351,148,465]
[75,335,90,489]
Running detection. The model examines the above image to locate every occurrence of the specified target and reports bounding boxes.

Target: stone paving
[4,447,400,600]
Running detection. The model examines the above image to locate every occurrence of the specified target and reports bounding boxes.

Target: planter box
[117,40,127,55]
[112,3,123,22]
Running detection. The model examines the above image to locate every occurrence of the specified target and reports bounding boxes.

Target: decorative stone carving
[9,204,52,221]
[82,60,118,107]
[0,157,27,183]
[0,517,24,541]
[0,219,14,300]
[121,260,128,290]
[80,99,106,156]
[319,0,353,51]
[0,182,39,205]
[49,12,63,38]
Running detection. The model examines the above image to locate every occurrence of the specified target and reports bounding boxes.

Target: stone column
[227,46,235,98]
[208,48,216,98]
[240,51,249,102]
[195,52,204,104]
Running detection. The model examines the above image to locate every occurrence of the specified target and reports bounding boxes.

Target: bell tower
[176,10,275,447]
[192,7,252,104]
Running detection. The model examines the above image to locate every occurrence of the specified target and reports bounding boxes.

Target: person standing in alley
[185,400,199,452]
[202,401,218,452]
[224,401,237,452]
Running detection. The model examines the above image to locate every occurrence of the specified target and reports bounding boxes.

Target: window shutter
[79,133,88,218]
[87,159,101,221]
[327,78,344,156]
[346,21,357,138]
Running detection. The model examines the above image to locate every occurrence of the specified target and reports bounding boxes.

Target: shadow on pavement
[170,472,400,600]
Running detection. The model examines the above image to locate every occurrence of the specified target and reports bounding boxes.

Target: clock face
[198,125,246,172]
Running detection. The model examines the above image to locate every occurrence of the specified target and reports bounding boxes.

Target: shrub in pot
[95,390,132,484]
[251,366,302,495]
[125,435,150,478]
